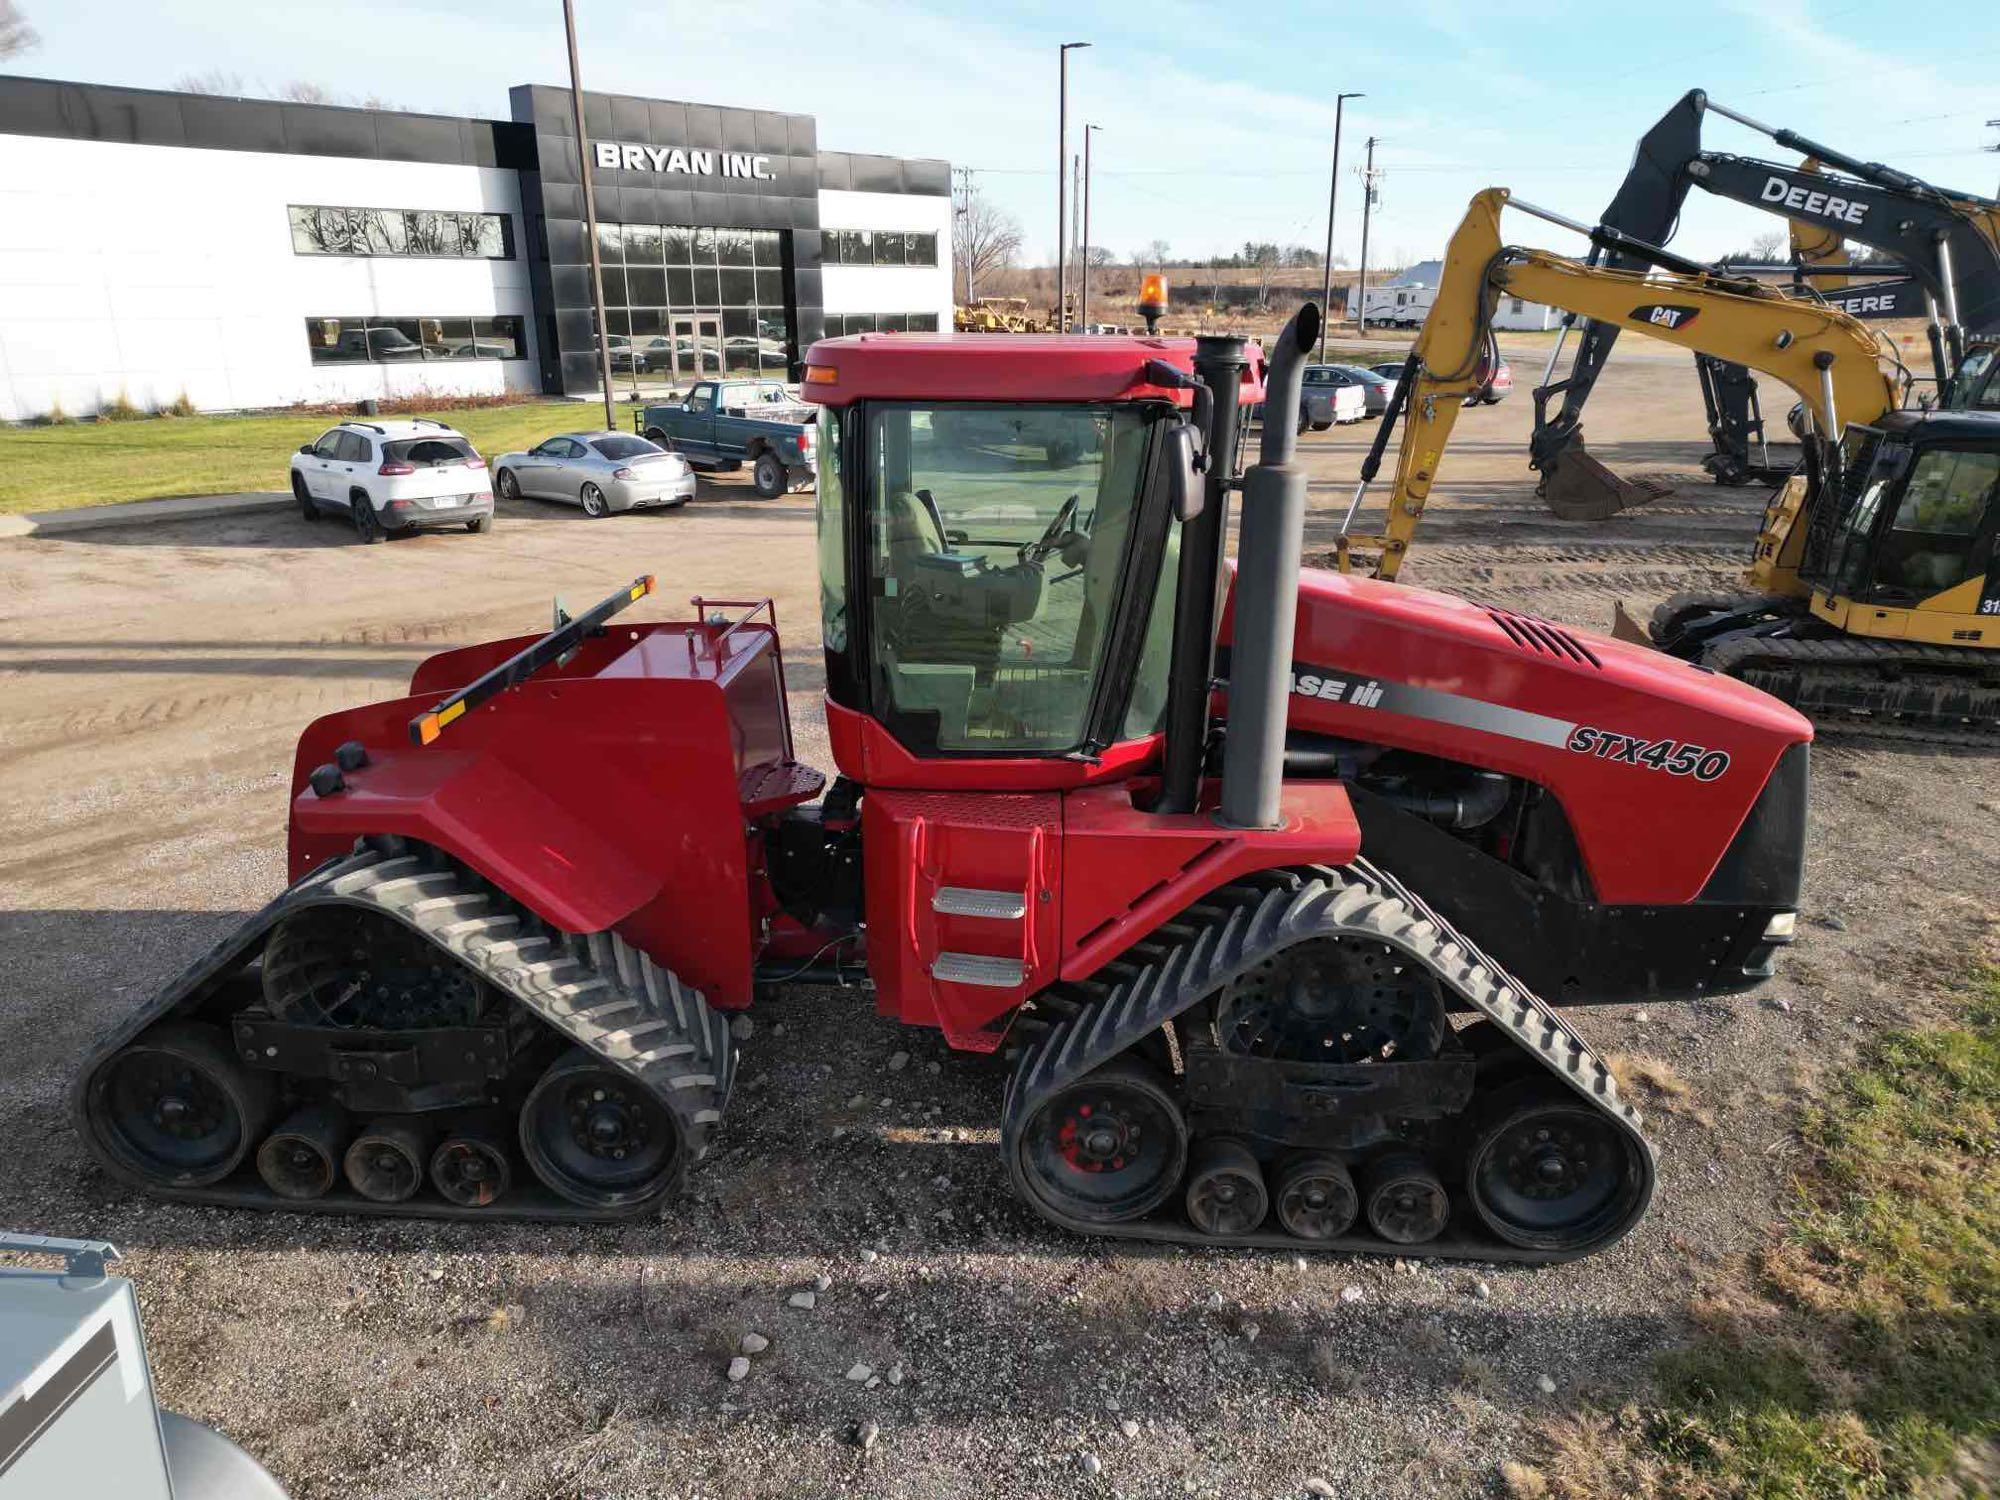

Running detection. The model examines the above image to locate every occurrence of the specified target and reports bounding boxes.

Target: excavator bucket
[1609,598,1655,646]
[1538,433,1674,521]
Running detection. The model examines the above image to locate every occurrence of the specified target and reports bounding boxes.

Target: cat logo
[1630,303,1699,331]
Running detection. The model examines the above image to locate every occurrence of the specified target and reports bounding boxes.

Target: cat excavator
[1338,188,2000,745]
[1533,89,2000,520]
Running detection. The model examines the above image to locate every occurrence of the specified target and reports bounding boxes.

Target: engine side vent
[1485,607,1602,669]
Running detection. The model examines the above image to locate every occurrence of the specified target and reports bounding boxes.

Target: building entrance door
[670,315,722,389]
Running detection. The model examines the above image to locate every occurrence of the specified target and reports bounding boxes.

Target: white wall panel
[817,188,953,328]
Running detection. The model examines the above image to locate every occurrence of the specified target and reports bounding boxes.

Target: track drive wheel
[1362,1152,1450,1245]
[83,1023,273,1188]
[1011,1058,1189,1225]
[520,1049,685,1210]
[1272,1152,1359,1241]
[1464,1083,1650,1253]
[1184,1138,1269,1236]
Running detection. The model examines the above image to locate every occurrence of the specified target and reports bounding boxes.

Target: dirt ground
[2,346,1994,1500]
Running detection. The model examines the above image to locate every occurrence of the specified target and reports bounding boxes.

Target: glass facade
[825,313,941,336]
[289,206,513,260]
[577,222,793,381]
[304,315,526,365]
[820,229,939,267]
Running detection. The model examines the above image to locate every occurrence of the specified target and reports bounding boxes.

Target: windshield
[857,402,1159,754]
[384,437,474,466]
[592,435,661,460]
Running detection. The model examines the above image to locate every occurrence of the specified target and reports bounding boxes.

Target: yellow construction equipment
[1337,187,2000,744]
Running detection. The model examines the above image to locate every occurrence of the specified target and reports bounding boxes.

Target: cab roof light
[1139,272,1169,309]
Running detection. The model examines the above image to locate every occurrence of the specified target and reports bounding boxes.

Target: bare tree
[281,81,337,106]
[1084,245,1116,269]
[1243,241,1281,307]
[0,0,36,58]
[1133,239,1172,268]
[952,183,1022,304]
[176,69,247,95]
[1749,228,1787,261]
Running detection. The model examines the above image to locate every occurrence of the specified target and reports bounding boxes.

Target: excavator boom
[1341,187,1899,582]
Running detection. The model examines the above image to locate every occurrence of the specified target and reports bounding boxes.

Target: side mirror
[1165,423,1204,523]
[299,443,315,454]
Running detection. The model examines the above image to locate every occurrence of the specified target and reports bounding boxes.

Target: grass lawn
[1515,967,2000,1498]
[0,400,602,514]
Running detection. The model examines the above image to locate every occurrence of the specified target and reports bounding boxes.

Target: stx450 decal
[1566,726,1730,781]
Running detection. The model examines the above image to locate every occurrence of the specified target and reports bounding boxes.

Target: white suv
[290,419,494,543]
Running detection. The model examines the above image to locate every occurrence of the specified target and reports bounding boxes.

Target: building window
[303,315,526,365]
[289,206,514,260]
[821,229,938,268]
[825,313,941,336]
[572,222,794,380]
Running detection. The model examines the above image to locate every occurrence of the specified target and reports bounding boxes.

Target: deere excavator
[1338,187,2000,745]
[71,302,1822,1265]
[1532,89,2000,520]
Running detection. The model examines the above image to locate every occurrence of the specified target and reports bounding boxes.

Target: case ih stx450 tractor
[75,310,1812,1262]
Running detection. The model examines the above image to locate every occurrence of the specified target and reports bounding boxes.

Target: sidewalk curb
[0,491,292,539]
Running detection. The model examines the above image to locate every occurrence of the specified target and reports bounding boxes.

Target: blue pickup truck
[638,380,816,497]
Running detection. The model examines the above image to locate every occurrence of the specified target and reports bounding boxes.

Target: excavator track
[1001,860,1654,1264]
[72,839,733,1222]
[1705,635,2000,749]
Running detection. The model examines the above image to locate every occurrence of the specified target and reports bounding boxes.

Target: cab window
[861,403,1153,754]
[1872,447,2000,597]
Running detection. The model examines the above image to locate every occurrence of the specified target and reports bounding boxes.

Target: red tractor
[75,309,1811,1261]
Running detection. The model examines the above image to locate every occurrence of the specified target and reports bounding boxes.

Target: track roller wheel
[1011,1058,1189,1225]
[431,1119,514,1208]
[1465,1084,1650,1254]
[1362,1152,1449,1245]
[1184,1138,1269,1237]
[83,1023,273,1188]
[1272,1152,1359,1242]
[256,1102,351,1200]
[520,1049,684,1210]
[344,1117,433,1203]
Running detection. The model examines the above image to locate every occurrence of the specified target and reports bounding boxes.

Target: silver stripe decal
[1290,665,1576,748]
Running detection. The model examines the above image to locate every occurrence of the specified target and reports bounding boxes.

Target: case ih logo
[1760,175,1869,226]
[1632,303,1700,331]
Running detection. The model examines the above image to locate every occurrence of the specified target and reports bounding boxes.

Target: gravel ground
[2,348,1994,1498]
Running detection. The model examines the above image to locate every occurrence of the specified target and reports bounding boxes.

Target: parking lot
[2,347,1993,1499]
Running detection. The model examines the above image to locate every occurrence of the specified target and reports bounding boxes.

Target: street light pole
[562,0,617,430]
[1057,41,1090,333]
[1082,124,1100,331]
[1318,92,1363,362]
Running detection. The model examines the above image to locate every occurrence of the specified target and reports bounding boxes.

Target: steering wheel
[1022,493,1081,565]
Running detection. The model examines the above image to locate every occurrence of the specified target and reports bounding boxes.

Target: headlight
[1762,911,1797,941]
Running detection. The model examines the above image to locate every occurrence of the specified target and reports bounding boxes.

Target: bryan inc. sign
[592,141,775,180]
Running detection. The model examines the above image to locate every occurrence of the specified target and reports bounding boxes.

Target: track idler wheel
[84,1023,273,1188]
[1011,1058,1189,1226]
[1465,1085,1650,1254]
[520,1049,685,1210]
[1272,1152,1359,1241]
[1362,1152,1450,1245]
[1184,1138,1269,1237]
[256,1102,352,1200]
[344,1117,434,1203]
[431,1118,514,1208]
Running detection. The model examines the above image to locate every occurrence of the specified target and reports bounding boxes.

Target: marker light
[804,365,838,385]
[1139,273,1169,311]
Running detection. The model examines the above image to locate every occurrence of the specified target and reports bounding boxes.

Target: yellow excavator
[1337,187,2000,745]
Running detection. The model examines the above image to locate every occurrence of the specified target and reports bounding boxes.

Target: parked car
[337,326,427,362]
[640,380,816,498]
[1370,360,1410,384]
[290,418,493,542]
[1299,365,1369,430]
[492,431,697,517]
[1471,352,1513,406]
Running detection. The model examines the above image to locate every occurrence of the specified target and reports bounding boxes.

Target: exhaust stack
[1218,304,1320,830]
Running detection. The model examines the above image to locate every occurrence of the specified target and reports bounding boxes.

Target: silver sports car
[492,431,697,516]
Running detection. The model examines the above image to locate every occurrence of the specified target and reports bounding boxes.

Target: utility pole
[1057,41,1090,333]
[1082,124,1100,330]
[952,165,975,306]
[1988,118,2000,198]
[563,0,617,429]
[1355,136,1380,339]
[1318,92,1363,361]
[1072,153,1083,329]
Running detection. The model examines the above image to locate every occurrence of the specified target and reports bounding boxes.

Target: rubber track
[1001,860,1654,1264]
[1704,633,1999,749]
[72,840,733,1220]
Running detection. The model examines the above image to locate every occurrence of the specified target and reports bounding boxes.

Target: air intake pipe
[1218,303,1320,829]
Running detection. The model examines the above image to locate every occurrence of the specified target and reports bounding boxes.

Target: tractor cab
[801,334,1265,785]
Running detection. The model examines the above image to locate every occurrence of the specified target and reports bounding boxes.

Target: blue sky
[11,0,2000,267]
